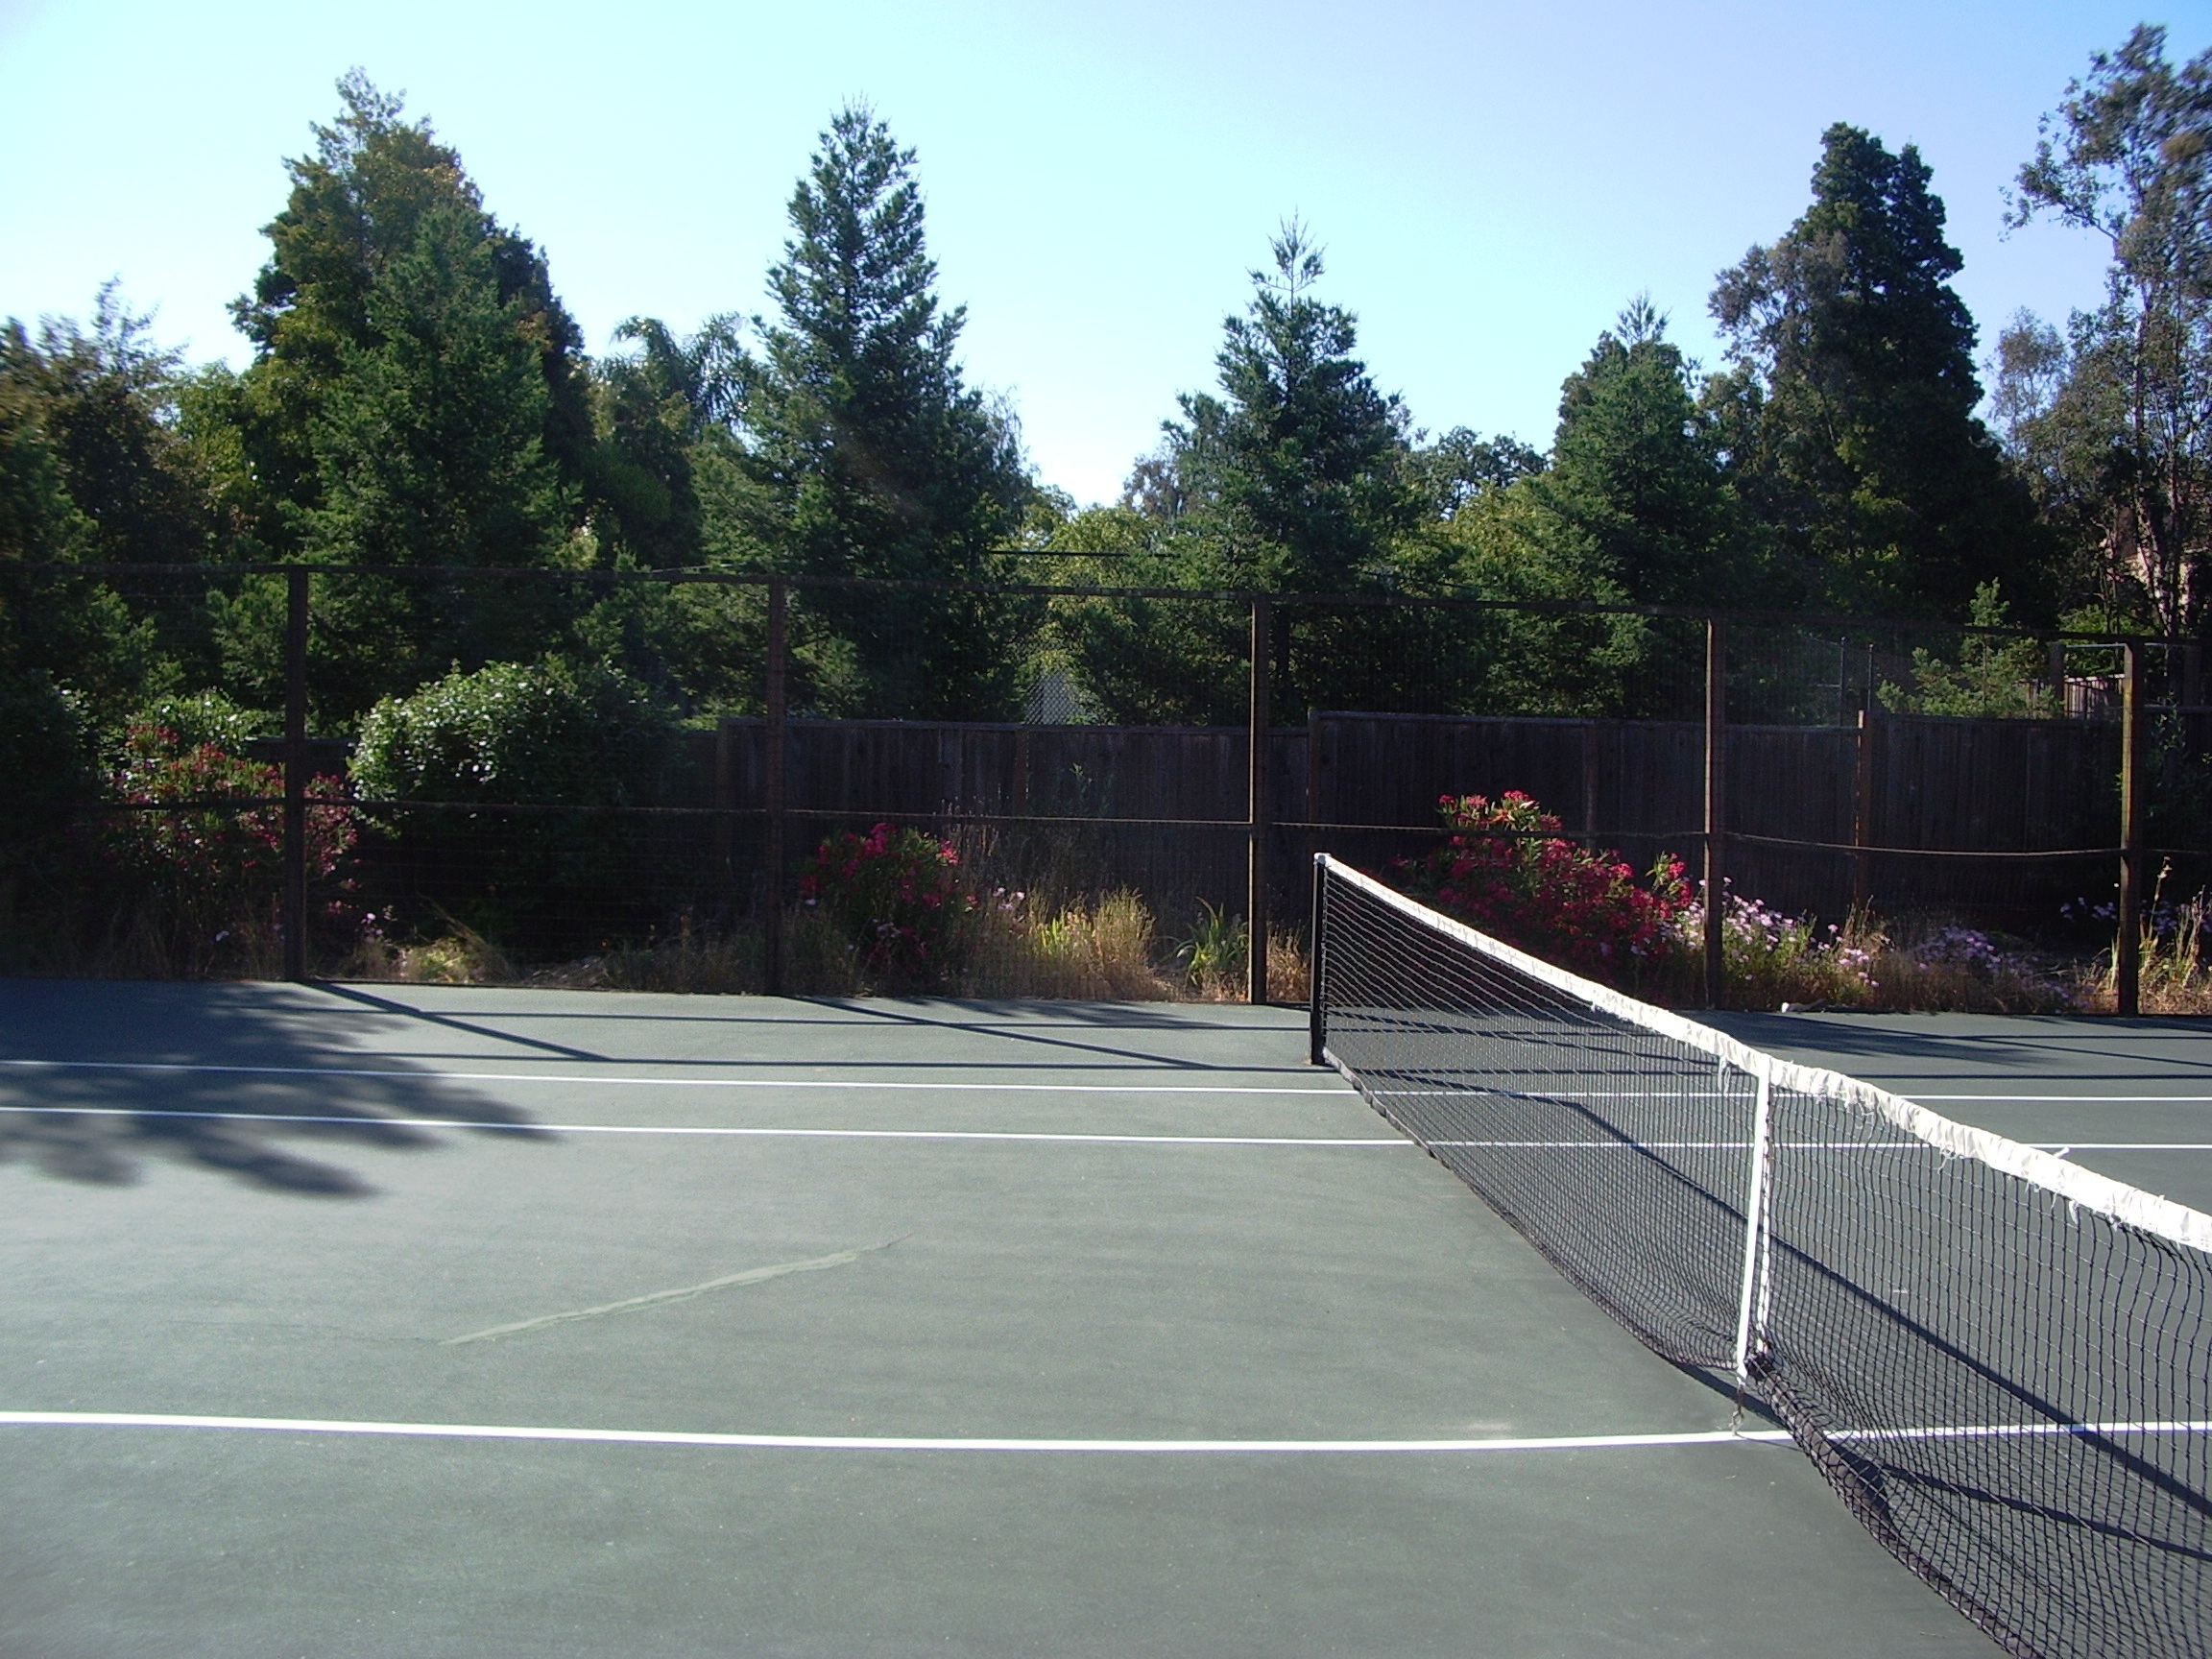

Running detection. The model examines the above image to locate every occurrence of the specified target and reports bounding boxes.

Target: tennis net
[1310,854,2212,1659]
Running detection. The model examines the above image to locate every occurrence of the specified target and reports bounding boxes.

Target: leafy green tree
[1880,581,2057,716]
[589,314,752,570]
[214,73,600,723]
[1533,298,1748,608]
[231,71,593,546]
[1709,124,2043,616]
[1,287,207,565]
[0,314,180,734]
[742,106,1034,719]
[2003,25,2212,638]
[1408,427,1543,518]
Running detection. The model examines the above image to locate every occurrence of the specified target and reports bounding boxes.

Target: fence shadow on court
[0,980,544,1195]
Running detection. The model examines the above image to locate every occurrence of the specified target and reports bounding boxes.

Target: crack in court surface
[440,1239,903,1346]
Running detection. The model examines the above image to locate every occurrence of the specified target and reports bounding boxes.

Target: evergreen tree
[219,73,597,722]
[231,70,593,550]
[1062,225,1445,722]
[1709,124,2042,617]
[1535,298,1746,608]
[743,107,1033,719]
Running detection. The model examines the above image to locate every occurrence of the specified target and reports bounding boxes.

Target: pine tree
[744,107,1033,719]
[1709,124,2043,617]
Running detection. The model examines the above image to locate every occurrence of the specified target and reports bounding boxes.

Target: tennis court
[0,956,2201,1655]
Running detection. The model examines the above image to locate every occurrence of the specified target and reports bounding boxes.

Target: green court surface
[7,984,2198,1657]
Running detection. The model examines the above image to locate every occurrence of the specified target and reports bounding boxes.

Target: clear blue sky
[2,0,2200,506]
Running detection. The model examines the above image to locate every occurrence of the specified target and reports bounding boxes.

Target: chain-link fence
[3,561,2200,1009]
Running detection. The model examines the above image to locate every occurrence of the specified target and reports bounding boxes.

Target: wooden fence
[699,709,2124,926]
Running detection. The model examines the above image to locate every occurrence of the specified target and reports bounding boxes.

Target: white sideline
[0,1104,1404,1147]
[0,1058,1339,1096]
[4,1410,2202,1453]
[0,1410,1793,1453]
[1320,857,2212,1256]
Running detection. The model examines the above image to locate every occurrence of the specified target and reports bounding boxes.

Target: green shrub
[350,657,680,953]
[353,656,675,806]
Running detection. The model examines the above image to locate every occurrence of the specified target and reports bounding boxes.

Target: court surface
[4,984,2203,1658]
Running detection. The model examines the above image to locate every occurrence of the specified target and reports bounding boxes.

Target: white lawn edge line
[0,1059,1338,1096]
[0,1104,1406,1147]
[1323,857,2212,1254]
[0,1411,1791,1454]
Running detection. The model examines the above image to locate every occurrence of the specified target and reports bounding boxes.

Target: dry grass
[265,887,1308,1006]
[961,890,1175,999]
[345,919,516,985]
[2077,894,2212,1014]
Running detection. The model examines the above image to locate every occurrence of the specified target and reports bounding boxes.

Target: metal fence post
[764,577,789,996]
[2118,639,2145,1016]
[282,565,308,983]
[1703,618,1727,1009]
[1248,595,1272,1005]
[1308,853,1327,1066]
[1851,706,1877,912]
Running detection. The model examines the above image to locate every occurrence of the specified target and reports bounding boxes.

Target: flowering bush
[799,823,971,988]
[105,720,356,971]
[1911,926,2005,977]
[1398,792,1691,981]
[108,722,355,885]
[1680,883,1880,1007]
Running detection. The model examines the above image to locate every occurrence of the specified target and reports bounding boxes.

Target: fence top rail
[9,562,2192,646]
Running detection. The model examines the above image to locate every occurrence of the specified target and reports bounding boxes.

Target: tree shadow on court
[0,979,544,1196]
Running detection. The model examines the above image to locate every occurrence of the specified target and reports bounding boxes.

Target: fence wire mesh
[1,562,2200,1006]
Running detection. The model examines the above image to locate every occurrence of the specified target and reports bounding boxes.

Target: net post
[1702,618,1726,1008]
[1247,594,1272,1005]
[1731,1072,1775,1387]
[1308,854,1327,1067]
[764,577,789,997]
[281,565,309,984]
[2117,637,2145,1016]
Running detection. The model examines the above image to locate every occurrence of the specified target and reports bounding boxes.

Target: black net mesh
[1315,856,2212,1659]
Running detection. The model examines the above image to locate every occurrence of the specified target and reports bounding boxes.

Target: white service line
[1909,1094,2212,1104]
[0,1410,1791,1454]
[0,1057,1340,1096]
[0,1104,1404,1147]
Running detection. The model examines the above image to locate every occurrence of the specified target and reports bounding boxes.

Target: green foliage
[1710,124,2044,618]
[1880,582,2057,717]
[0,668,97,858]
[1060,225,1453,723]
[209,74,595,724]
[743,107,1035,719]
[352,656,676,806]
[127,688,273,754]
[2004,25,2212,636]
[351,656,682,953]
[1534,299,1749,609]
[0,287,207,565]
